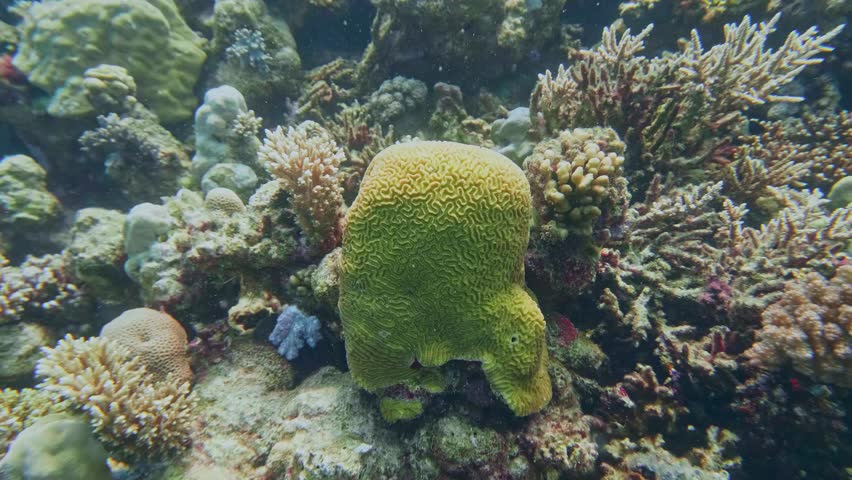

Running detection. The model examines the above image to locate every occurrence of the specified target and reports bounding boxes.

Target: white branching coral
[35,335,196,461]
[746,265,852,387]
[260,121,346,252]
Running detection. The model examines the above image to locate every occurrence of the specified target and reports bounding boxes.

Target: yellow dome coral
[339,141,551,416]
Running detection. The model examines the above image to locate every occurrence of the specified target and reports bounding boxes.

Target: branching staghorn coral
[746,265,852,387]
[0,387,68,452]
[531,15,843,168]
[716,188,852,305]
[717,143,811,209]
[260,121,346,252]
[325,102,396,196]
[753,110,852,190]
[35,335,196,461]
[616,181,735,293]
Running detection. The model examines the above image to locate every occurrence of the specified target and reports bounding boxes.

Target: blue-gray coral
[226,28,272,74]
[269,305,322,360]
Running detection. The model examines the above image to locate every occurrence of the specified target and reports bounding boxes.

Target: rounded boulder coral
[339,141,551,416]
[100,308,192,383]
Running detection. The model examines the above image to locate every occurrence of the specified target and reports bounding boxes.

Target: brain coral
[339,141,551,416]
[100,308,191,383]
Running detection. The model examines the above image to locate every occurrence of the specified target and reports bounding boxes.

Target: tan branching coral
[754,110,852,190]
[0,387,67,452]
[676,14,843,114]
[531,15,843,165]
[619,181,736,290]
[35,335,196,461]
[260,121,346,252]
[746,266,852,386]
[525,127,627,236]
[718,144,811,208]
[717,189,852,303]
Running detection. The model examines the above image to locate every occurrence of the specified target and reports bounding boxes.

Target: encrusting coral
[339,141,551,416]
[35,335,196,461]
[0,414,112,480]
[260,120,346,253]
[100,308,192,384]
[746,265,852,387]
[11,0,206,122]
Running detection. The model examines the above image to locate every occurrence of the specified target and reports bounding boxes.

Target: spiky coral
[35,335,196,461]
[531,15,843,167]
[0,387,68,452]
[260,121,346,252]
[753,110,852,190]
[717,189,852,306]
[746,266,852,386]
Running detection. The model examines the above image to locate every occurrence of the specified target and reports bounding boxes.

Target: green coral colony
[0,0,850,479]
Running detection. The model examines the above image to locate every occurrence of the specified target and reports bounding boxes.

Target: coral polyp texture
[260,120,346,252]
[747,266,852,387]
[99,308,192,384]
[339,141,551,416]
[35,335,196,461]
[525,127,627,236]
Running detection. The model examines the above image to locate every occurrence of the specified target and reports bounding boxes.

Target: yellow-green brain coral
[339,141,551,415]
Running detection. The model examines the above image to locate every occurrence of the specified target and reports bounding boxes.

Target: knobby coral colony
[0,0,851,478]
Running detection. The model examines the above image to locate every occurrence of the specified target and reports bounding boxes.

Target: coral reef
[79,98,192,204]
[62,208,129,304]
[208,0,302,110]
[531,15,843,172]
[35,335,196,461]
[260,121,346,253]
[361,0,565,84]
[100,308,192,384]
[0,254,88,325]
[0,414,111,480]
[1,2,851,478]
[121,184,298,324]
[340,141,550,416]
[0,155,60,232]
[12,0,206,122]
[268,305,323,360]
[191,85,263,195]
[746,265,852,387]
